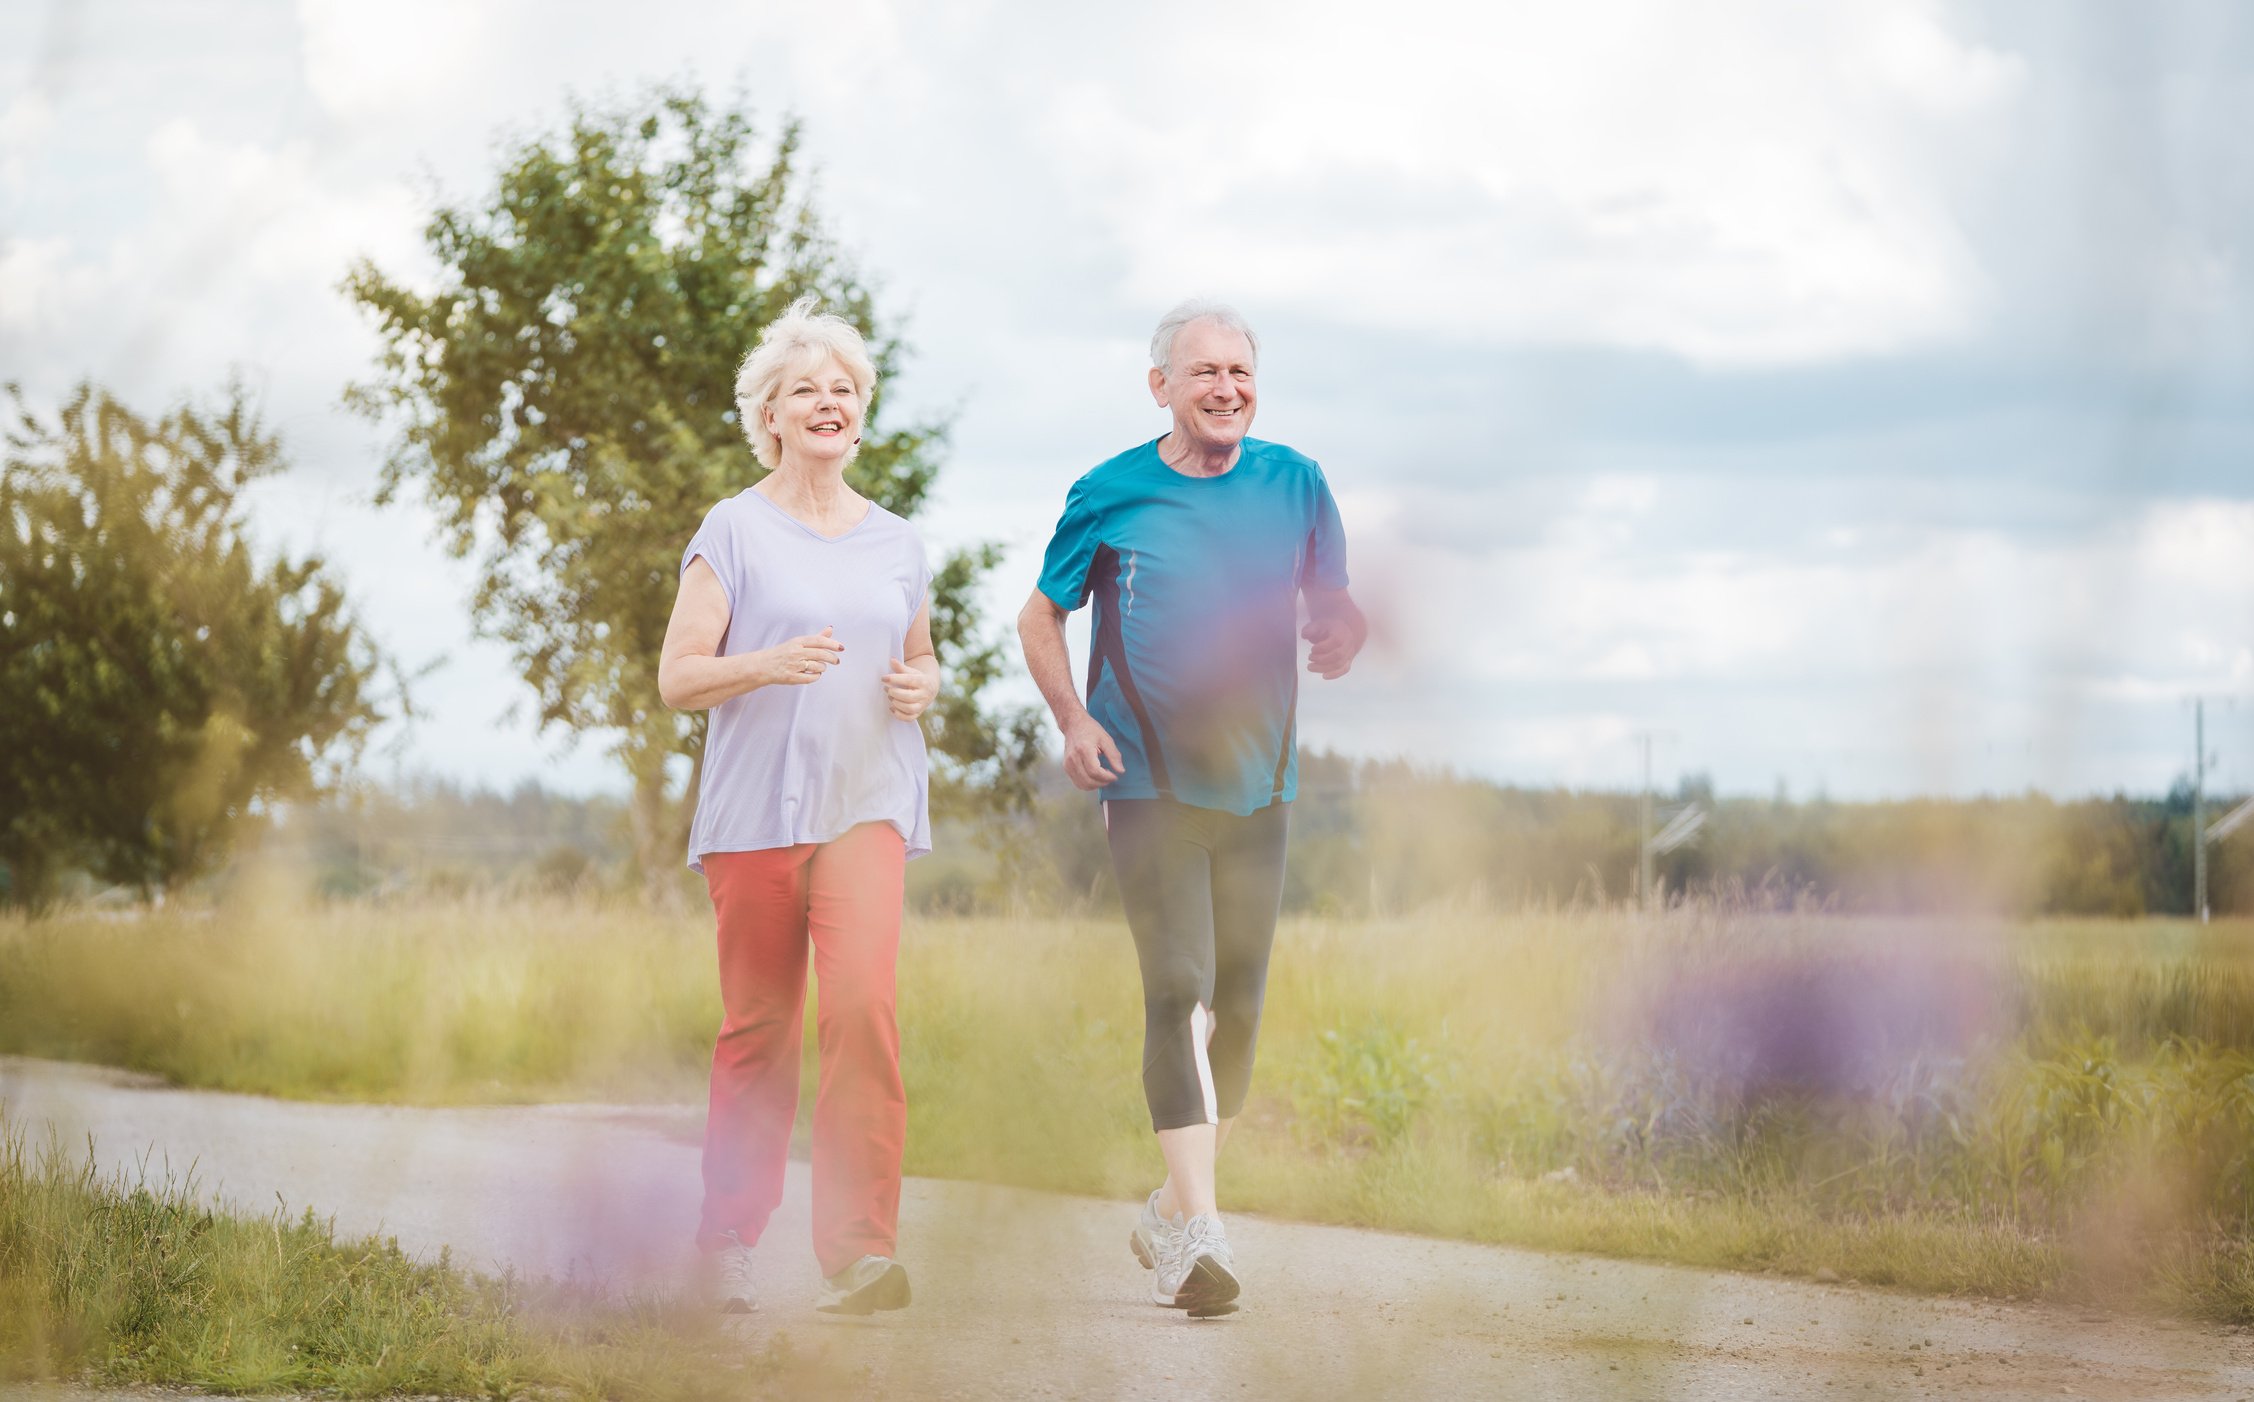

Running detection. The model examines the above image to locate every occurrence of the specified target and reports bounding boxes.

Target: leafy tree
[0,382,391,905]
[344,86,1036,900]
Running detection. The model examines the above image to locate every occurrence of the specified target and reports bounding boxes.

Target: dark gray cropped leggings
[1104,797,1290,1132]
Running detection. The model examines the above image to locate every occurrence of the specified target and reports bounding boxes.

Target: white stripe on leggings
[1189,1001,1219,1125]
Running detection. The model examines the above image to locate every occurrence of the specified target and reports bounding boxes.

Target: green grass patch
[6,900,2254,1325]
[0,1116,853,1396]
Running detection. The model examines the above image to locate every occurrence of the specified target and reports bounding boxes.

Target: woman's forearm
[659,650,768,711]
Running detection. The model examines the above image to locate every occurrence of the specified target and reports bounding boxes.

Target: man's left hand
[1302,619,1361,679]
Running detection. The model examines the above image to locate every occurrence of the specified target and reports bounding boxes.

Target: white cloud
[1033,0,2021,367]
[293,0,2027,370]
[0,89,52,194]
[142,118,423,292]
[1490,712,1645,783]
[1867,5,2023,113]
[290,0,917,157]
[2140,498,2254,592]
[1,113,423,432]
[1295,483,2254,793]
[0,235,105,337]
[1582,475,1661,515]
[296,0,521,121]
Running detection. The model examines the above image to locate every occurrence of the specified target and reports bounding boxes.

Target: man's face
[1149,318,1257,455]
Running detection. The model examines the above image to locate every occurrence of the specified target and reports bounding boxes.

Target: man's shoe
[1151,1212,1239,1316]
[817,1254,911,1315]
[1130,1189,1180,1270]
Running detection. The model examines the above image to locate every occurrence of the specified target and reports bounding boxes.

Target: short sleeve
[907,527,933,618]
[1302,466,1350,592]
[681,501,738,611]
[1035,476,1103,611]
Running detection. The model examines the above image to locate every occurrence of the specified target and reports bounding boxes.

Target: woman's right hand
[757,627,845,688]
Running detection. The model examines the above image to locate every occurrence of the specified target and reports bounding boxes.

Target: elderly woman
[1018,299,1366,1316]
[658,296,937,1316]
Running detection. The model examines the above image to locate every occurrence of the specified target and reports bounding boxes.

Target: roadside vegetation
[5,899,2254,1328]
[0,1119,850,1396]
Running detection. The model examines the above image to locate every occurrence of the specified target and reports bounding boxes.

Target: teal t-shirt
[1035,437,1350,814]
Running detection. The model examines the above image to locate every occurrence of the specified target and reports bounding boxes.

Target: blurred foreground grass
[0,1121,848,1396]
[5,899,2254,1320]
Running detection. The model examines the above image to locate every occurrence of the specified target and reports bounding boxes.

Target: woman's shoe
[817,1254,911,1314]
[710,1232,757,1314]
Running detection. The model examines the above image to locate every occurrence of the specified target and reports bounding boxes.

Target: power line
[2211,795,2254,846]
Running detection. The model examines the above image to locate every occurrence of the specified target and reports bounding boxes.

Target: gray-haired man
[1018,300,1366,1314]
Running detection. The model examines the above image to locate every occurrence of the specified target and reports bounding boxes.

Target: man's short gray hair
[1149,298,1260,374]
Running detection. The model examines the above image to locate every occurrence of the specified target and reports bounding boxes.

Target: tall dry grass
[5,895,2254,1317]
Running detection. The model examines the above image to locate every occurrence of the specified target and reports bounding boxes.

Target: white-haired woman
[659,296,937,1316]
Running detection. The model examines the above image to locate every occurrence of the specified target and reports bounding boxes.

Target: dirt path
[5,1055,2250,1400]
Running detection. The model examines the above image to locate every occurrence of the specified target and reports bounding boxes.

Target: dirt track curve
[5,1055,2251,1400]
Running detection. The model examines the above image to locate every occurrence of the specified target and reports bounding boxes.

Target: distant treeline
[266,777,630,901]
[53,757,2244,919]
[941,752,2249,919]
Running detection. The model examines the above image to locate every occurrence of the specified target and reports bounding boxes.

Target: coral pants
[697,822,906,1277]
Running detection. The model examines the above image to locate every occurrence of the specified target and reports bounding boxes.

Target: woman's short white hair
[733,295,879,470]
[1150,298,1260,374]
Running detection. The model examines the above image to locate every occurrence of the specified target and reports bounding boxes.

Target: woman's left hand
[883,657,937,721]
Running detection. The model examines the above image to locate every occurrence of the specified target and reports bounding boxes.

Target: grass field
[5,896,2254,1326]
[0,1119,856,1397]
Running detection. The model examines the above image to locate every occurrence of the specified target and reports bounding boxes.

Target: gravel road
[5,1055,2250,1400]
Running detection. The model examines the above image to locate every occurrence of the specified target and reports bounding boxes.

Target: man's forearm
[1017,598,1090,728]
[1310,587,1368,644]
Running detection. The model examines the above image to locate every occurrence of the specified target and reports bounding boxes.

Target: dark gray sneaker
[1130,1189,1179,1271]
[816,1254,911,1315]
[1151,1212,1239,1316]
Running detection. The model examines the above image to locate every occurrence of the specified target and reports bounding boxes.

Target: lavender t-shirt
[681,488,932,871]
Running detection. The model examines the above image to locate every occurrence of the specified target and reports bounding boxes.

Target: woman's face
[765,356,863,469]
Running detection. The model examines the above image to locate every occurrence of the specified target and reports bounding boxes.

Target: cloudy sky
[5,0,2252,800]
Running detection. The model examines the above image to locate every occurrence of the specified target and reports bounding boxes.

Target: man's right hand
[1062,713,1126,789]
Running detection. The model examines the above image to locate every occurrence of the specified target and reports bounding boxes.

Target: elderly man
[1018,299,1366,1316]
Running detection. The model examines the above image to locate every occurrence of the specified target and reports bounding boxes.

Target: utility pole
[1639,731,1654,913]
[2195,698,2208,925]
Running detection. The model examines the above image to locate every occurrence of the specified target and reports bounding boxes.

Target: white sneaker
[1130,1189,1179,1270]
[817,1254,911,1315]
[1151,1212,1239,1316]
[711,1233,757,1314]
